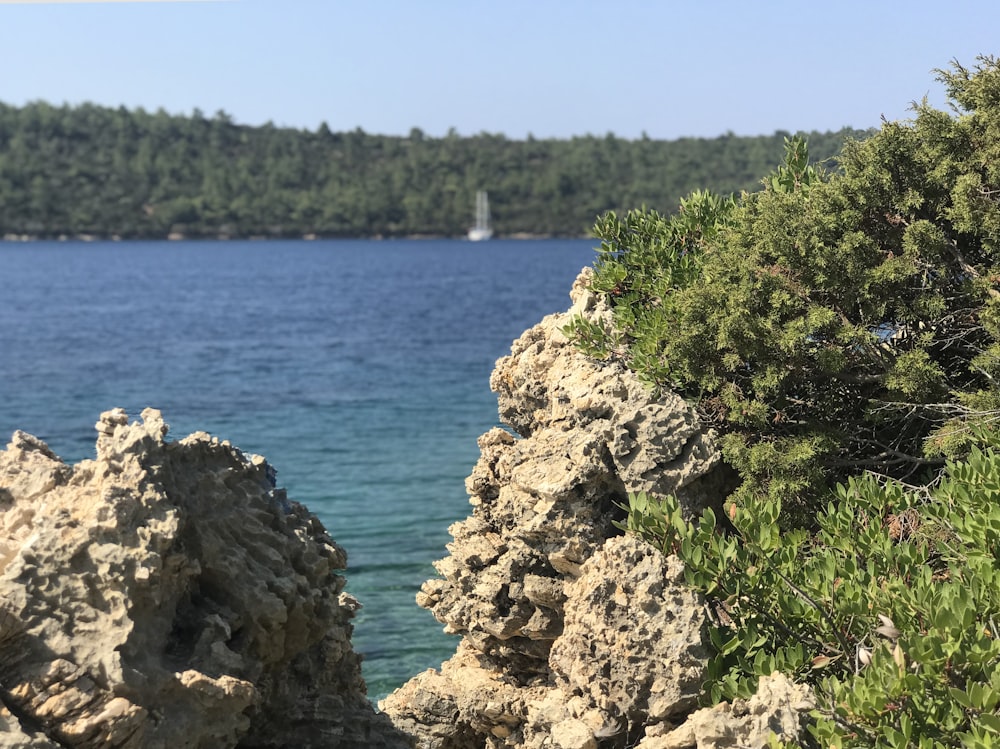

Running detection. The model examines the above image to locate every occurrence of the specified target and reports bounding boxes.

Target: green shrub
[619,444,1000,746]
[571,56,1000,514]
[587,56,1000,747]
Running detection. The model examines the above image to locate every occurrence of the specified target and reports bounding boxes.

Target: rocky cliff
[379,269,813,748]
[0,408,408,749]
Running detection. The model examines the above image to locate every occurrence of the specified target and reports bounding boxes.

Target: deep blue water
[0,238,597,698]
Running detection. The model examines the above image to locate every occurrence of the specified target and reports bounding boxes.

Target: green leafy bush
[585,56,1000,747]
[571,57,1000,513]
[619,444,1000,746]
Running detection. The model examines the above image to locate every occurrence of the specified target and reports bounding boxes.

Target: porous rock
[381,269,735,747]
[550,536,708,730]
[638,671,816,749]
[0,408,408,749]
[491,270,723,508]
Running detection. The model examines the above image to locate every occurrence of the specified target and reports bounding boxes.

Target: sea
[0,237,598,699]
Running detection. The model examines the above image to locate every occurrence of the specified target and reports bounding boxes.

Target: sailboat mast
[468,190,493,241]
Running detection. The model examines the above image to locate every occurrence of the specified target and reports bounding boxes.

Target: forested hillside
[0,101,866,239]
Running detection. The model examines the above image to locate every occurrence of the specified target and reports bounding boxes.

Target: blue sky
[1,0,998,140]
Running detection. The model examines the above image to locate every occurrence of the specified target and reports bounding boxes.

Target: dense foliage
[570,57,1000,514]
[577,56,1000,747]
[617,447,1000,748]
[0,100,860,239]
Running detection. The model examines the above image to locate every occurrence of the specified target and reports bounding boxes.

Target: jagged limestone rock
[639,672,816,749]
[550,536,708,733]
[491,269,724,510]
[385,536,712,749]
[382,269,734,748]
[382,641,543,749]
[0,408,409,749]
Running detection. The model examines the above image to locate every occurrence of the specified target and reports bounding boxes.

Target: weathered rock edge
[380,268,814,749]
[0,408,409,749]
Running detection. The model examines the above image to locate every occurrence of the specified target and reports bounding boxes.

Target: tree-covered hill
[0,101,866,240]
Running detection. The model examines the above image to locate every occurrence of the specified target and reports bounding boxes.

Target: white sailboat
[467,190,493,241]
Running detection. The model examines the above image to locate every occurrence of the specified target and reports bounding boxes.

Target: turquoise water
[0,238,597,698]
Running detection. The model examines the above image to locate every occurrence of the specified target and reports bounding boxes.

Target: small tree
[570,56,1000,515]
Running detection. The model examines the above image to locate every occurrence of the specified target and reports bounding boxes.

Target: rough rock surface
[0,408,408,749]
[492,269,725,509]
[415,269,727,679]
[384,536,709,748]
[551,537,708,730]
[381,269,753,748]
[638,672,816,749]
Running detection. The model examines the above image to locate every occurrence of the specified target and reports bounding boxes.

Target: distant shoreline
[1,232,589,243]
[0,101,866,247]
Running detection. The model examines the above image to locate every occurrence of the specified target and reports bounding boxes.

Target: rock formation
[381,270,811,748]
[0,268,818,749]
[638,672,815,749]
[0,408,408,749]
